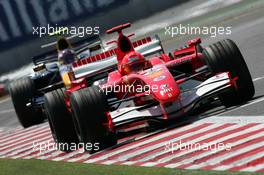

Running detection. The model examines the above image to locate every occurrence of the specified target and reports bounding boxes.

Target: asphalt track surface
[0,0,264,173]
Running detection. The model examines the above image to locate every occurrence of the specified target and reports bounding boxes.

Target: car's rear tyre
[9,77,45,128]
[44,89,79,152]
[70,86,117,153]
[203,39,255,106]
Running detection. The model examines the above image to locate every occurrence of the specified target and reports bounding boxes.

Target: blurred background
[0,0,257,92]
[0,0,190,76]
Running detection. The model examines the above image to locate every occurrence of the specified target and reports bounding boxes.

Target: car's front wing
[110,72,233,128]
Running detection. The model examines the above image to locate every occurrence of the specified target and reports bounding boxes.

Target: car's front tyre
[203,39,255,106]
[44,88,79,152]
[70,86,117,153]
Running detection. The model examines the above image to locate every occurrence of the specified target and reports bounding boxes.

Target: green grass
[0,158,262,175]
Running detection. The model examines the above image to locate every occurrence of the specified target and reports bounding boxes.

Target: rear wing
[72,35,164,79]
[32,35,102,65]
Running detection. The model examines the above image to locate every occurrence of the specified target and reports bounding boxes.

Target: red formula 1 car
[44,23,254,152]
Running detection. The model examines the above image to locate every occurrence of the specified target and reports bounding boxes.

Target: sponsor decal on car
[145,68,163,78]
[154,75,166,82]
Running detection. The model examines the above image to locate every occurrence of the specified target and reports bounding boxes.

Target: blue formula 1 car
[9,35,104,128]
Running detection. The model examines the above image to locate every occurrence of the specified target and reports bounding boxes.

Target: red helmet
[120,51,146,75]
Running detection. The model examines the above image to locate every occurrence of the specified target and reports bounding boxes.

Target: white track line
[34,150,64,160]
[164,124,264,168]
[0,126,50,147]
[83,123,207,163]
[140,123,254,163]
[101,160,118,165]
[0,109,14,114]
[11,139,55,159]
[141,162,158,167]
[196,116,264,124]
[213,165,232,171]
[231,152,264,167]
[85,124,221,163]
[0,126,42,142]
[121,161,138,165]
[67,153,91,162]
[23,149,58,160]
[116,124,232,161]
[52,150,86,161]
[0,127,23,136]
[184,139,264,170]
[0,128,50,151]
[1,135,52,157]
[0,97,10,104]
[241,164,264,172]
[138,124,237,162]
[253,76,264,82]
[0,124,48,143]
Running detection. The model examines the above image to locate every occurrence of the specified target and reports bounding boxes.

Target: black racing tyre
[70,86,117,153]
[9,77,45,128]
[202,39,255,106]
[44,88,79,152]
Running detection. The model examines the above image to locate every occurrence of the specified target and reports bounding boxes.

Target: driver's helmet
[58,49,76,65]
[120,51,146,75]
